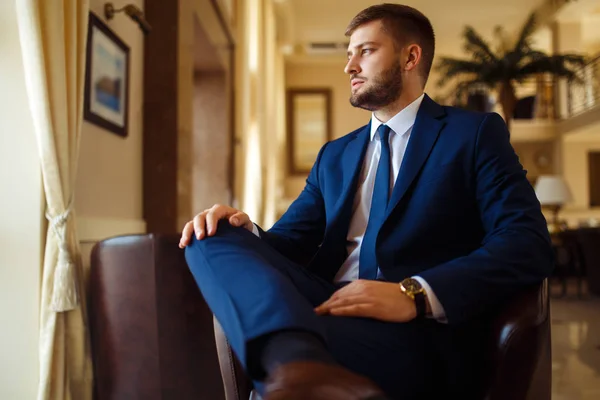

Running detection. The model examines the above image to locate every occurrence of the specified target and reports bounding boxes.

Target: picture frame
[286,88,332,175]
[84,12,130,137]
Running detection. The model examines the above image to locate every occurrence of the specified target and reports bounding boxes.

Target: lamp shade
[534,175,573,205]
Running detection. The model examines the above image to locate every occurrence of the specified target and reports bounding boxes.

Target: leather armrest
[485,279,550,400]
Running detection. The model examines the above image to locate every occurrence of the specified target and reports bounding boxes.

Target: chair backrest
[90,234,226,400]
[214,280,551,400]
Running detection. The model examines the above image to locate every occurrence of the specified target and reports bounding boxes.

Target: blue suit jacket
[258,94,554,325]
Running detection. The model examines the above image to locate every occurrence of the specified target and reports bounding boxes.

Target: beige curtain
[16,1,93,399]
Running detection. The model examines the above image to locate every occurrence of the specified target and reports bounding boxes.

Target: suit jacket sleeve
[418,112,554,325]
[255,144,328,266]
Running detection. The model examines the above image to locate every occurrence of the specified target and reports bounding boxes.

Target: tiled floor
[550,280,600,399]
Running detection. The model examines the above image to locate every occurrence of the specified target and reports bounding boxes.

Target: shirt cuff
[251,223,260,237]
[413,276,448,324]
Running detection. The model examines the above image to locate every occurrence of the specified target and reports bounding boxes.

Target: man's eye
[362,49,372,55]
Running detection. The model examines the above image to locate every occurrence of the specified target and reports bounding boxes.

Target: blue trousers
[184,222,477,399]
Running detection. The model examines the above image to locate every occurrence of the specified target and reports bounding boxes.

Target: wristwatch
[399,278,427,319]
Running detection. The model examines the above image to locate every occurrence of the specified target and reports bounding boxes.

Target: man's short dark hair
[345,3,435,85]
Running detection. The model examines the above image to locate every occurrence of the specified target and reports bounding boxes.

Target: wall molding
[77,216,146,243]
[510,120,557,142]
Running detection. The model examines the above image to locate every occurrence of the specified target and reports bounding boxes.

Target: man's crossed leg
[184,222,438,400]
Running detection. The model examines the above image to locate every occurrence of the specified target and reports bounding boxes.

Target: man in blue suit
[180,4,554,400]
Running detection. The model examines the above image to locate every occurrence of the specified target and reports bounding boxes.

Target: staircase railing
[567,53,600,118]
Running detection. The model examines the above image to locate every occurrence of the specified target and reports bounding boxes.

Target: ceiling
[280,0,549,61]
[276,0,600,66]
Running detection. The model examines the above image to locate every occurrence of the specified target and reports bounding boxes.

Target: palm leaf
[463,26,498,63]
[435,57,488,87]
[493,25,511,55]
[515,54,587,82]
[478,64,511,85]
[512,12,537,53]
[521,50,549,63]
[503,50,528,73]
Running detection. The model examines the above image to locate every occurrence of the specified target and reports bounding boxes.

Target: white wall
[561,135,600,225]
[76,0,146,268]
[76,0,146,246]
[0,1,43,398]
[192,72,230,216]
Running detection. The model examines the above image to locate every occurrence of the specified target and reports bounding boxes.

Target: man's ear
[404,44,422,72]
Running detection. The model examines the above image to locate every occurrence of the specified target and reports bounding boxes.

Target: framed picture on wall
[287,88,332,175]
[84,12,130,137]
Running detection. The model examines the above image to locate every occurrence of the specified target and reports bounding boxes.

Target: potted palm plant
[434,12,586,131]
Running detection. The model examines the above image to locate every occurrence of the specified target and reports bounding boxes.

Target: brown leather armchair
[90,234,551,400]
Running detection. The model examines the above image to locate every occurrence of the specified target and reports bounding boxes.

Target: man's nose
[344,56,361,75]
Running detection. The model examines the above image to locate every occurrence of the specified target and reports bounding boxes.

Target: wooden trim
[143,0,179,234]
[209,0,236,46]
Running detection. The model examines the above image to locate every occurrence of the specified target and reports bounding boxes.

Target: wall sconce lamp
[104,3,152,35]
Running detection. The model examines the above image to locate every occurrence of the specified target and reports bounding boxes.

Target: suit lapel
[313,124,370,281]
[385,95,447,220]
[331,123,371,224]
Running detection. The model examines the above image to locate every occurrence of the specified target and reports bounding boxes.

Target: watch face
[403,278,422,293]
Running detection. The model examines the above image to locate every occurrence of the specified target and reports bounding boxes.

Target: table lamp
[534,175,572,233]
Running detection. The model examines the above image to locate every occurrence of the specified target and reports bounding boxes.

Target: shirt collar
[369,93,425,141]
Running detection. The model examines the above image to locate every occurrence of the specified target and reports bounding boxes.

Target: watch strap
[414,291,426,319]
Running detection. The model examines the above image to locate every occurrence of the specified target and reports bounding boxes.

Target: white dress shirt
[253,93,447,323]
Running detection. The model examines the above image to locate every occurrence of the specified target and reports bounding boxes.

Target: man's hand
[179,204,254,248]
[314,280,417,322]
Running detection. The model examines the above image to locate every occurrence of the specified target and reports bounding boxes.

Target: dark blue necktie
[359,124,392,280]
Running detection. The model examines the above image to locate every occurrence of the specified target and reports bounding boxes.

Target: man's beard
[349,62,403,111]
